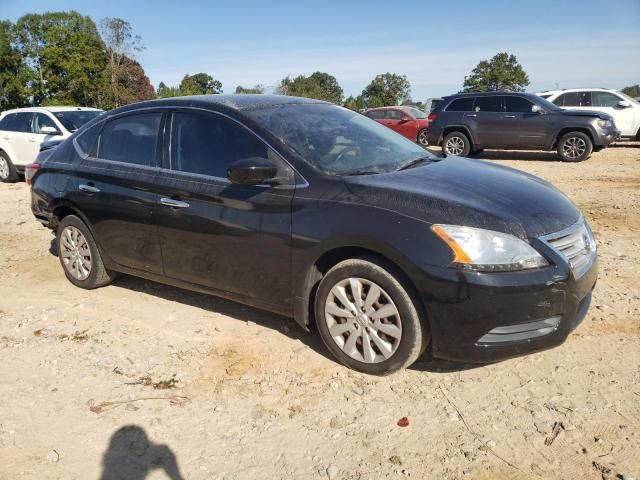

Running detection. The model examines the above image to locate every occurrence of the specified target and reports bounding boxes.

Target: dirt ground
[1,144,639,480]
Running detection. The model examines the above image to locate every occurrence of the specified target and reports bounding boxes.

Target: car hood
[342,157,581,239]
[558,109,613,120]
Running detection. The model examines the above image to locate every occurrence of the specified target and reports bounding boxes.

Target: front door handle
[28,137,38,143]
[465,113,477,117]
[79,184,100,193]
[503,115,516,118]
[160,197,190,209]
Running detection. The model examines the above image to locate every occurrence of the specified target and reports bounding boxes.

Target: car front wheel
[314,257,427,375]
[557,132,593,162]
[443,131,471,157]
[0,151,19,183]
[56,215,116,289]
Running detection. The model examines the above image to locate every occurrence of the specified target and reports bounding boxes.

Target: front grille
[541,220,596,277]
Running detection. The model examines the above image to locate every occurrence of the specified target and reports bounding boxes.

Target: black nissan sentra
[28,95,597,375]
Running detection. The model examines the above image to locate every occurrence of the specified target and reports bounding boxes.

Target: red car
[364,106,430,146]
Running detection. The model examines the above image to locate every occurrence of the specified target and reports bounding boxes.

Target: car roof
[0,106,103,114]
[117,94,329,113]
[444,91,537,99]
[536,88,616,95]
[365,105,413,111]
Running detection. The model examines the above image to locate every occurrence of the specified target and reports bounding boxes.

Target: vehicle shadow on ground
[99,425,184,480]
[49,240,481,373]
[475,150,561,162]
[610,141,640,148]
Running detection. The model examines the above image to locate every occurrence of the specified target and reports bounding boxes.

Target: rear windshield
[245,104,435,175]
[54,110,103,132]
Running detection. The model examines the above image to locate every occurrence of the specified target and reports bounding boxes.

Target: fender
[439,124,477,146]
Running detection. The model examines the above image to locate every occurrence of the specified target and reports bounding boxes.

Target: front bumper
[418,242,597,363]
[594,127,621,147]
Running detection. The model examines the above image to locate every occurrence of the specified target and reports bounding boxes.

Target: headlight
[597,119,613,129]
[432,224,549,272]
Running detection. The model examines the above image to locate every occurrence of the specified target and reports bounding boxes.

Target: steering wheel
[329,146,360,167]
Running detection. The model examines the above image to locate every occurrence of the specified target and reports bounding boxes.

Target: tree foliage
[179,73,222,95]
[0,20,29,109]
[235,84,265,94]
[621,84,640,98]
[462,52,529,92]
[277,71,343,103]
[361,73,411,107]
[156,81,181,98]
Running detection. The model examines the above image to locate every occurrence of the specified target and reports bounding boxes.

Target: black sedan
[28,95,597,375]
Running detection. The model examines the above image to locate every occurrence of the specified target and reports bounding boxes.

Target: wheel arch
[442,125,476,148]
[551,126,596,149]
[293,243,427,333]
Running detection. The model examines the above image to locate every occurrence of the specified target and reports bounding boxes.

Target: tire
[442,131,471,157]
[557,132,593,162]
[417,129,429,147]
[56,215,115,289]
[314,256,428,375]
[0,151,19,183]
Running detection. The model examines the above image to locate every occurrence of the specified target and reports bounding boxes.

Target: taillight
[25,163,41,186]
[427,113,437,122]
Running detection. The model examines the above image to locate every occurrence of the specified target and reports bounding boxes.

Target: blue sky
[2,0,640,100]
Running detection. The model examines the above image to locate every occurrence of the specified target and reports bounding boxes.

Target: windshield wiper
[338,169,381,176]
[395,156,432,171]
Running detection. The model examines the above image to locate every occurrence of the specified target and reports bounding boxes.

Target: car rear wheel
[314,257,427,375]
[417,129,429,146]
[56,215,116,289]
[557,132,593,162]
[0,151,19,183]
[443,131,471,157]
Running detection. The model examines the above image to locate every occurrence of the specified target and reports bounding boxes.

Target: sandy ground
[0,144,639,480]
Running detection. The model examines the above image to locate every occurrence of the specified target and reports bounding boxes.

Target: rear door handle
[79,184,100,193]
[465,114,477,117]
[503,115,516,118]
[160,197,190,209]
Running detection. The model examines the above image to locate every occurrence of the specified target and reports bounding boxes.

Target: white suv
[0,106,103,182]
[537,88,640,140]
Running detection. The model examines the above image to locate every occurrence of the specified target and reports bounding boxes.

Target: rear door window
[446,98,475,111]
[97,113,162,167]
[591,91,621,107]
[555,92,591,107]
[473,96,503,112]
[170,111,270,178]
[385,110,404,120]
[13,112,34,133]
[0,113,17,131]
[365,110,385,119]
[504,96,535,113]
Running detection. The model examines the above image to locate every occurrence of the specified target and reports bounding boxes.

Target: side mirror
[617,100,631,108]
[400,116,411,122]
[40,126,61,135]
[531,105,544,114]
[227,157,277,186]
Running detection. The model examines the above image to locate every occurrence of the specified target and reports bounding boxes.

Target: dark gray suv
[426,92,620,162]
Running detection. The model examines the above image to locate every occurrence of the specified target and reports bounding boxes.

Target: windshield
[53,110,103,132]
[534,96,563,112]
[617,91,640,105]
[404,107,428,119]
[245,104,435,175]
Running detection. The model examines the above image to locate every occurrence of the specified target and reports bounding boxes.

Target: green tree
[462,52,529,92]
[179,73,222,95]
[277,71,343,103]
[0,20,29,109]
[235,84,265,94]
[343,94,366,111]
[621,84,640,98]
[156,81,181,98]
[99,17,145,108]
[361,73,411,106]
[14,11,107,107]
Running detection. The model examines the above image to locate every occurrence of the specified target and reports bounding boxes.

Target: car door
[72,111,164,275]
[384,109,406,137]
[154,109,295,310]
[502,96,550,147]
[1,112,35,166]
[553,91,592,112]
[469,96,504,146]
[591,91,635,136]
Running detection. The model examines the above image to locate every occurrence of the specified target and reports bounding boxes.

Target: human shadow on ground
[99,425,184,480]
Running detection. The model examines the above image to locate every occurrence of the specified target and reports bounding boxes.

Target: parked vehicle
[426,92,619,161]
[364,106,430,146]
[537,88,640,140]
[0,107,103,182]
[424,97,443,113]
[29,95,597,374]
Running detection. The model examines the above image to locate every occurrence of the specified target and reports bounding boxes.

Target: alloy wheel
[562,137,587,159]
[0,157,9,179]
[418,130,429,146]
[324,277,402,364]
[60,226,92,280]
[444,136,465,155]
